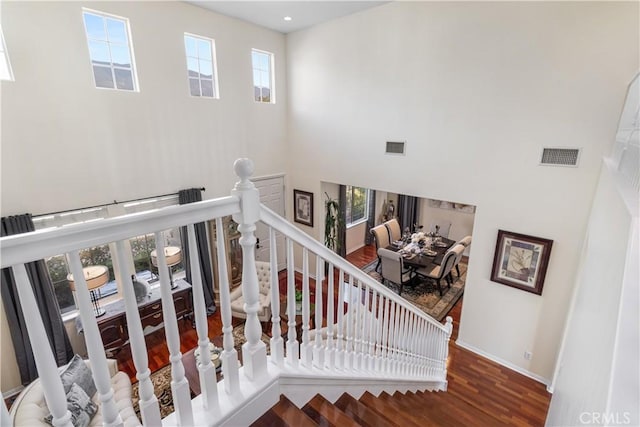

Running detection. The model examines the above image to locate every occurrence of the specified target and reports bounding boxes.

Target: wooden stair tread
[334,393,395,427]
[410,390,509,426]
[302,394,360,427]
[358,391,423,427]
[252,395,317,427]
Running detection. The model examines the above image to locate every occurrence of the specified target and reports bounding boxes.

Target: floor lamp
[151,246,182,289]
[68,265,109,317]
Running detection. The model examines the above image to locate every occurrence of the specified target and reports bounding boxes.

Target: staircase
[1,158,454,426]
[253,390,504,426]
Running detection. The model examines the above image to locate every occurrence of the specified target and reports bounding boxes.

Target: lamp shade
[67,265,109,291]
[150,246,182,267]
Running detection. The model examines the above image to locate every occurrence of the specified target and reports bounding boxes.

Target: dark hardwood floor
[115,244,550,425]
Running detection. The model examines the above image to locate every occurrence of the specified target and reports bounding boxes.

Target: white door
[252,176,286,270]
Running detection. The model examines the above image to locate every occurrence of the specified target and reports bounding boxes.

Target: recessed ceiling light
[283,16,292,21]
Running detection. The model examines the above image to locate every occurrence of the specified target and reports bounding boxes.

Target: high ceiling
[186,1,387,34]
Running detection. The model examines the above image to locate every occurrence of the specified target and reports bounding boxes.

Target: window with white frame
[34,196,184,315]
[82,9,138,91]
[251,49,274,103]
[184,33,218,98]
[345,186,370,227]
[0,27,14,81]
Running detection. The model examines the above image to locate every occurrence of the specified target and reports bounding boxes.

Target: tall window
[345,186,370,226]
[184,33,218,98]
[251,49,274,103]
[82,9,138,91]
[0,27,14,81]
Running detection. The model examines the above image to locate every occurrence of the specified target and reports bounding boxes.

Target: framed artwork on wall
[490,230,553,295]
[293,189,314,227]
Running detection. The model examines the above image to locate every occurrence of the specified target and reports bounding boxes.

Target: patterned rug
[362,260,466,321]
[131,325,269,421]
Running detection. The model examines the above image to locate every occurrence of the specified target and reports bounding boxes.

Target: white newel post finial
[232,158,268,381]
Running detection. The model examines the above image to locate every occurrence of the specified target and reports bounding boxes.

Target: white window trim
[345,187,371,228]
[82,8,140,92]
[0,28,14,82]
[184,32,220,99]
[251,48,275,104]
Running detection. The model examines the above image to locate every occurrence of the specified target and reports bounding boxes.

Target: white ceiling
[186,1,387,34]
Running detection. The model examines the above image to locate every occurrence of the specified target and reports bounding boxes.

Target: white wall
[286,1,639,382]
[1,1,288,393]
[417,199,475,250]
[1,1,288,216]
[545,163,637,426]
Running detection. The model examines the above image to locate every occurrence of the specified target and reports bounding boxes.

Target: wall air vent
[540,147,581,167]
[386,141,406,155]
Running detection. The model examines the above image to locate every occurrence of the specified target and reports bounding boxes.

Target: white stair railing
[1,158,454,427]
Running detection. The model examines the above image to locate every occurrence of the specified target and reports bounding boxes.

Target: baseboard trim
[2,385,24,400]
[455,339,552,389]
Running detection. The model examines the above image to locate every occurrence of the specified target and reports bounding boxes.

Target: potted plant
[324,192,342,254]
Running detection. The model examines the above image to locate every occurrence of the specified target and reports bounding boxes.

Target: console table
[77,279,192,354]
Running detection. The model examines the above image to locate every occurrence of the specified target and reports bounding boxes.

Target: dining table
[387,237,456,270]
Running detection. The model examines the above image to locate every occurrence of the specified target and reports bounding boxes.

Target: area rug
[131,326,270,421]
[362,260,466,322]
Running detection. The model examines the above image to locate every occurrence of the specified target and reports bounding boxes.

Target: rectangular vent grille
[386,141,406,155]
[540,148,581,167]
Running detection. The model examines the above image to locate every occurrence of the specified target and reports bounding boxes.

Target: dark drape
[179,189,216,315]
[397,194,419,233]
[338,185,347,258]
[364,190,377,245]
[1,214,74,385]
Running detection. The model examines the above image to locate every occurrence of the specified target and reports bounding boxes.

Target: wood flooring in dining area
[116,244,551,426]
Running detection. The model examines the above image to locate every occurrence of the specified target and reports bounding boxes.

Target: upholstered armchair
[377,247,416,295]
[370,224,391,272]
[459,235,472,247]
[229,261,272,329]
[415,248,459,296]
[384,218,402,242]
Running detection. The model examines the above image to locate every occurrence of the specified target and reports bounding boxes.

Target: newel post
[231,158,268,381]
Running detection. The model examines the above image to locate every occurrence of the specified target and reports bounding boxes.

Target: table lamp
[68,265,109,317]
[150,246,182,289]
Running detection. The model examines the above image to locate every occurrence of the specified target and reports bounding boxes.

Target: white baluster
[443,316,454,377]
[352,279,362,370]
[374,293,384,373]
[366,288,377,371]
[380,296,390,374]
[335,269,345,370]
[68,252,123,427]
[344,276,355,370]
[186,224,219,410]
[154,233,194,426]
[312,256,324,368]
[114,240,161,426]
[1,400,11,427]
[11,264,72,427]
[391,301,400,375]
[285,238,299,366]
[407,312,416,376]
[325,263,335,370]
[215,217,240,395]
[231,159,267,381]
[268,227,284,367]
[300,248,312,366]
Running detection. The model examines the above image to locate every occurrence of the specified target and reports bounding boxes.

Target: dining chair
[377,247,416,295]
[429,222,452,238]
[449,244,466,278]
[459,235,472,247]
[370,224,391,272]
[415,249,457,296]
[384,218,402,242]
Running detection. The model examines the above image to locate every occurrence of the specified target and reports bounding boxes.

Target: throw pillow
[59,354,97,398]
[44,383,98,427]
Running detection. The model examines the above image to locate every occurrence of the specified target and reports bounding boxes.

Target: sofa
[9,358,140,427]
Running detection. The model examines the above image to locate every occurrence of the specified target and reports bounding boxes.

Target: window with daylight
[184,34,218,98]
[0,27,14,81]
[345,186,370,227]
[82,9,137,91]
[251,49,274,103]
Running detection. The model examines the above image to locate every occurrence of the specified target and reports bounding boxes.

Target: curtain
[397,194,419,233]
[364,190,377,245]
[1,214,74,385]
[337,185,347,258]
[178,189,216,315]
